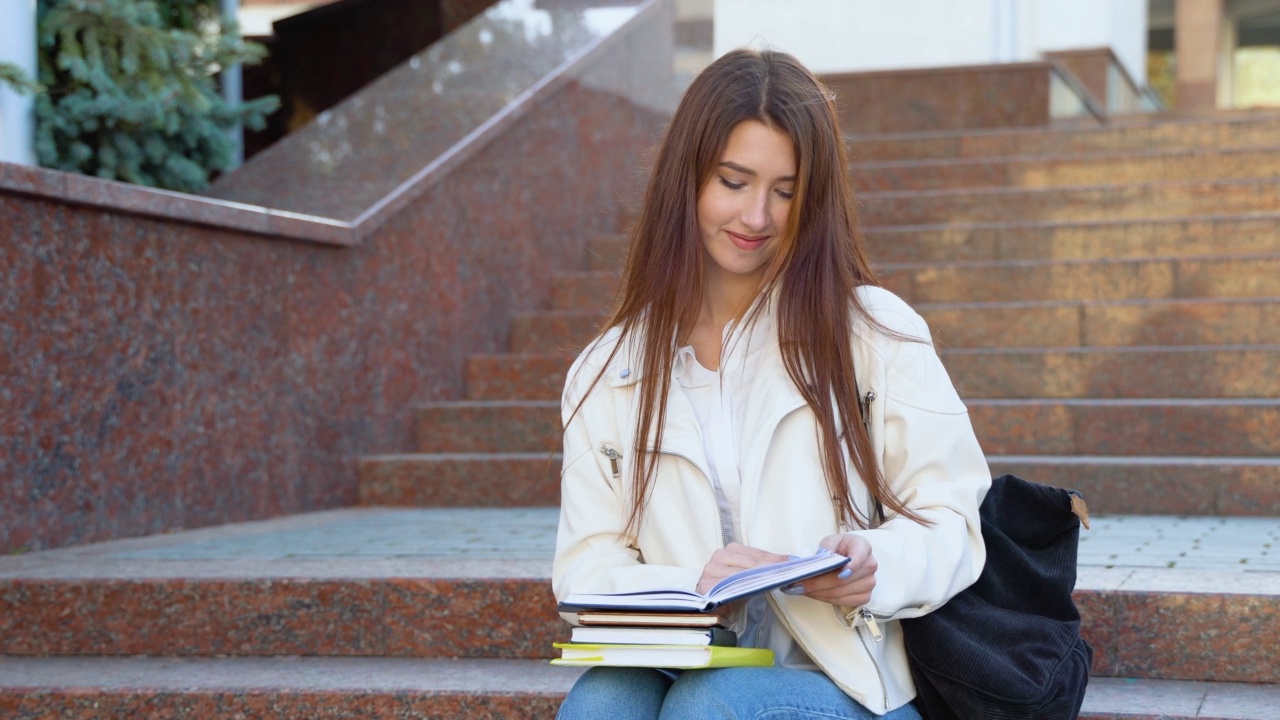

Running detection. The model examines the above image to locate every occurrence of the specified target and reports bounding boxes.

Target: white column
[992,0,1017,62]
[220,0,243,167]
[0,0,38,166]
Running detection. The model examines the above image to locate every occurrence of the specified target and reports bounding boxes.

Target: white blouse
[672,329,818,669]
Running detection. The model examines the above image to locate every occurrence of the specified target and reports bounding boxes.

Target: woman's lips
[727,231,768,251]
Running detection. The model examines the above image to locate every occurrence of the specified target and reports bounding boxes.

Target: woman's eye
[776,189,795,200]
[718,177,745,190]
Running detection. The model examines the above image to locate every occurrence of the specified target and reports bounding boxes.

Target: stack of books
[552,549,848,669]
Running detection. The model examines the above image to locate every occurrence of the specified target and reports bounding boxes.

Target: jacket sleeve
[551,346,703,604]
[851,293,991,619]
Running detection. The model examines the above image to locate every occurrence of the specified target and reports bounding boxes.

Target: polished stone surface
[209,0,673,221]
[0,661,1277,719]
[0,657,579,719]
[846,111,1280,161]
[850,145,1280,192]
[0,0,670,553]
[2,508,1279,682]
[823,62,1061,133]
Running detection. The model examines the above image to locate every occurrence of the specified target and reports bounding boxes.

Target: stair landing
[3,508,1278,717]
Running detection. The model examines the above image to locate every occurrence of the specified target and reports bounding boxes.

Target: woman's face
[697,120,796,286]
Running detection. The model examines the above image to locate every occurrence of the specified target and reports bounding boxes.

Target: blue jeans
[557,666,923,720]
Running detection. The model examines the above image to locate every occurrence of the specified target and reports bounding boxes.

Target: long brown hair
[579,48,926,538]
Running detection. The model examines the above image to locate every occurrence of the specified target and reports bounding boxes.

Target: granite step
[416,401,564,454]
[0,508,566,660]
[856,177,1280,227]
[2,509,1278,686]
[512,298,1280,354]
[973,399,1280,458]
[415,399,1280,459]
[355,448,1274,515]
[850,145,1280,192]
[0,656,575,718]
[359,453,560,507]
[510,310,605,354]
[555,255,1280,312]
[587,214,1280,269]
[864,214,1280,265]
[879,254,1280,305]
[988,456,1280,516]
[845,111,1280,162]
[357,452,1280,517]
[2,660,1279,720]
[464,346,1280,401]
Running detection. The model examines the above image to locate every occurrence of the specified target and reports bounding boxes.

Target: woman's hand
[697,542,790,595]
[782,533,877,607]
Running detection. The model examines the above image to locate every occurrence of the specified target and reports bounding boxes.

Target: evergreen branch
[0,62,45,94]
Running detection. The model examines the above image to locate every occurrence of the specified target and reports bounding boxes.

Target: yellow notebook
[551,643,774,669]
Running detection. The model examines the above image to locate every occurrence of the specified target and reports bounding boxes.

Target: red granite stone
[382,578,567,658]
[0,10,669,551]
[464,355,574,402]
[847,112,1280,162]
[415,402,561,454]
[858,178,1280,227]
[0,578,384,656]
[358,454,560,506]
[509,311,605,354]
[550,271,622,313]
[919,297,1280,349]
[972,400,1280,457]
[822,63,1054,134]
[1111,591,1280,683]
[943,346,1280,399]
[852,146,1280,193]
[986,458,1280,515]
[466,346,1280,402]
[863,215,1280,265]
[585,234,630,271]
[883,255,1280,305]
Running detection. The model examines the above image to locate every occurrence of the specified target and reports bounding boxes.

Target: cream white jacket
[553,286,991,715]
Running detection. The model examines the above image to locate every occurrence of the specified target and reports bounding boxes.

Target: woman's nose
[741,192,770,230]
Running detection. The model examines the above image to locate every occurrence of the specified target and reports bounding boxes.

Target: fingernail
[787,555,801,561]
[837,568,853,580]
[782,585,805,595]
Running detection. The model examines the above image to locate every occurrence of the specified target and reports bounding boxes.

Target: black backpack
[900,474,1093,720]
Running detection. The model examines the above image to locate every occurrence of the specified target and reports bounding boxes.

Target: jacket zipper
[846,606,884,641]
[599,444,622,478]
[859,390,876,437]
[657,447,727,549]
[853,389,889,708]
[768,595,889,712]
[855,621,889,710]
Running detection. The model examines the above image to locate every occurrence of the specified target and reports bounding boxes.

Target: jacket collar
[606,290,783,389]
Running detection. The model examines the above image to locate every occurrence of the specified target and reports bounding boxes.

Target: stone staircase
[4,113,1280,718]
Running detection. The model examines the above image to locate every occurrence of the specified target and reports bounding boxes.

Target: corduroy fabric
[901,474,1092,720]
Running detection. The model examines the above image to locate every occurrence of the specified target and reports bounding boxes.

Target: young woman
[553,48,991,719]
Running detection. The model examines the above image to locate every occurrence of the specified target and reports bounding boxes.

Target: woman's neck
[689,268,764,369]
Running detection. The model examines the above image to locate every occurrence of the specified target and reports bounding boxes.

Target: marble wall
[0,0,671,552]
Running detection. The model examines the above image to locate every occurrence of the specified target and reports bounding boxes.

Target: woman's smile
[697,119,796,285]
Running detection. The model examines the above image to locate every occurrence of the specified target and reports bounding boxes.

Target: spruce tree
[34,0,278,192]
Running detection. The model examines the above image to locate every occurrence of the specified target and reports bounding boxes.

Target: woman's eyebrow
[719,161,795,182]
